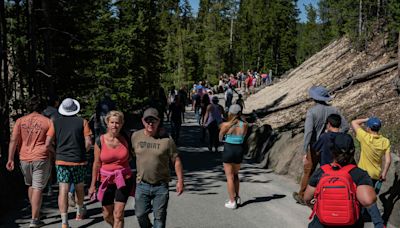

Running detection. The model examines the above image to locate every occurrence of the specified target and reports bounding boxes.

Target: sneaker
[292,192,306,206]
[61,223,70,228]
[68,192,76,208]
[29,219,45,228]
[224,200,237,209]
[235,196,242,206]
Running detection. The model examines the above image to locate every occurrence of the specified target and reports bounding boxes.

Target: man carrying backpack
[293,86,349,205]
[304,133,377,228]
[312,114,348,166]
[351,117,390,228]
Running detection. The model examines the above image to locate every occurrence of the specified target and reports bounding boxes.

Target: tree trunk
[358,0,363,37]
[27,0,38,97]
[42,0,55,98]
[377,0,380,18]
[398,31,400,82]
[0,0,9,157]
[15,0,24,100]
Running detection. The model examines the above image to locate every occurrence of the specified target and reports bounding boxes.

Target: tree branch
[38,27,80,41]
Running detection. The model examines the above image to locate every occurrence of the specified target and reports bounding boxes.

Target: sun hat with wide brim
[58,98,80,116]
[308,86,332,102]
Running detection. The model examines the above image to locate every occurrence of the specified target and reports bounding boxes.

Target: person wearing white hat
[293,86,349,205]
[46,98,92,228]
[219,104,248,209]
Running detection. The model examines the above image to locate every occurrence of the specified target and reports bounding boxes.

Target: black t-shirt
[308,166,373,228]
[313,132,341,166]
[169,103,183,123]
[193,94,201,107]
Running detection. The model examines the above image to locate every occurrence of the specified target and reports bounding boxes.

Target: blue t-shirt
[312,132,341,166]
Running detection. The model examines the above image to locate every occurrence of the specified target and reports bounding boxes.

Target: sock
[61,213,68,224]
[76,205,84,215]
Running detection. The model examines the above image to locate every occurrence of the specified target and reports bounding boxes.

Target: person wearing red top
[89,110,134,228]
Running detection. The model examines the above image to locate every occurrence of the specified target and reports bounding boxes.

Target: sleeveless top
[206,104,222,126]
[225,121,246,144]
[99,135,131,181]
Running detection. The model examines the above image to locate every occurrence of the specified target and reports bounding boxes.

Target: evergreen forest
[0,0,400,147]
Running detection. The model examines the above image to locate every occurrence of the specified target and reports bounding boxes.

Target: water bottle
[374,180,383,194]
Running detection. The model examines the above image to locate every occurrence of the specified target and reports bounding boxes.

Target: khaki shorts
[20,159,51,190]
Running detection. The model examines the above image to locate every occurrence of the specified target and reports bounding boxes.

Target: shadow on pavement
[170,124,275,196]
[380,172,400,224]
[240,194,286,208]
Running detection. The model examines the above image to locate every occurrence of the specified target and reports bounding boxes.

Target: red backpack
[309,164,360,226]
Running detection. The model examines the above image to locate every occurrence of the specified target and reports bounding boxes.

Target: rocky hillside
[244,35,400,225]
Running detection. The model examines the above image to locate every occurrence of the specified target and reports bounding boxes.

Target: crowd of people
[4,81,396,228]
[292,86,392,228]
[6,96,184,228]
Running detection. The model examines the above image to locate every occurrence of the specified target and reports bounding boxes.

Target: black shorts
[102,177,135,206]
[222,143,244,164]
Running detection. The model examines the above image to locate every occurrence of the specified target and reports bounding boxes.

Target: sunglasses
[144,117,159,124]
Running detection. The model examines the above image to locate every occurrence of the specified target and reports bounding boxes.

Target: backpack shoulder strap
[338,164,356,174]
[96,135,103,150]
[320,164,334,173]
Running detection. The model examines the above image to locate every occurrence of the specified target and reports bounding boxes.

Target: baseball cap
[229,104,242,115]
[212,96,219,103]
[143,108,160,120]
[366,117,381,131]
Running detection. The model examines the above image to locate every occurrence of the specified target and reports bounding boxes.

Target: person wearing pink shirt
[89,111,134,228]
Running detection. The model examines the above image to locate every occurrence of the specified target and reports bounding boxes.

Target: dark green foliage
[235,0,298,75]
[2,0,400,120]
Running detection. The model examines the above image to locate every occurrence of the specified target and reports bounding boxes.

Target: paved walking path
[0,101,385,228]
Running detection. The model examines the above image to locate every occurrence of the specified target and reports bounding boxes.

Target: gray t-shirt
[303,103,349,153]
[131,129,178,184]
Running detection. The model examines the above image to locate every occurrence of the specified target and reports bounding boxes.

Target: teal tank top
[225,121,245,144]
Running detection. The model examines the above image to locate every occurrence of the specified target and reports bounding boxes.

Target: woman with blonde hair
[219,104,248,209]
[89,110,134,228]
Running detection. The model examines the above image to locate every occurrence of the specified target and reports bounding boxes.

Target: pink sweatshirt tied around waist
[97,167,132,202]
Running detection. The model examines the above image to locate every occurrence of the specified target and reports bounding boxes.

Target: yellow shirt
[356,128,390,180]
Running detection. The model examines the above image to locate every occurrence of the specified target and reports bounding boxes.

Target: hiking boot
[68,192,76,208]
[29,219,45,228]
[224,200,237,209]
[292,192,306,205]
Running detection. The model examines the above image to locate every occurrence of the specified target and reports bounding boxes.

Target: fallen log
[254,60,398,117]
[330,60,398,92]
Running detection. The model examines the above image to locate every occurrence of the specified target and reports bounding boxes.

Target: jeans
[135,182,169,228]
[362,179,385,228]
[365,204,384,228]
[69,183,75,193]
[195,106,201,124]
